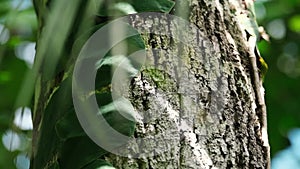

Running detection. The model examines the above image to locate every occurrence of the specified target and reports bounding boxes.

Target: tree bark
[32,0,270,168]
[103,0,270,168]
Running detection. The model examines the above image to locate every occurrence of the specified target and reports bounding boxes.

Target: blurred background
[0,0,299,168]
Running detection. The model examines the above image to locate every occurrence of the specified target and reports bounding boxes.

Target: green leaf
[0,55,28,109]
[93,25,145,89]
[97,0,175,16]
[95,64,113,90]
[33,78,73,169]
[288,15,300,33]
[0,1,11,17]
[98,2,136,16]
[96,55,139,76]
[6,8,38,31]
[113,2,136,14]
[131,0,175,13]
[59,136,107,169]
[55,108,86,140]
[95,93,136,137]
[47,161,60,169]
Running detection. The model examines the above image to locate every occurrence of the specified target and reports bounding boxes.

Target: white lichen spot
[178,120,192,133]
[199,148,214,166]
[262,127,269,147]
[184,132,197,148]
[260,85,265,99]
[166,102,179,121]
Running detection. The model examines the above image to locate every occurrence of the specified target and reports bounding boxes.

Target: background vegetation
[0,0,299,168]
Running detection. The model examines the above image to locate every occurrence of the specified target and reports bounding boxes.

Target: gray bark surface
[104,0,270,168]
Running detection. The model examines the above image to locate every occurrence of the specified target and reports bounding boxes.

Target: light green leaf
[288,15,300,33]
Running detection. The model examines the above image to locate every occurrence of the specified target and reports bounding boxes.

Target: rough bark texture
[103,0,270,168]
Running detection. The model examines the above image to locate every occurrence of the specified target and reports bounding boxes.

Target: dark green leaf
[132,0,175,13]
[83,159,114,169]
[59,136,107,169]
[55,108,86,140]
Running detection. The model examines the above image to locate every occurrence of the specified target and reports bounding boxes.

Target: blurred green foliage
[0,0,299,168]
[255,0,300,157]
[0,0,36,168]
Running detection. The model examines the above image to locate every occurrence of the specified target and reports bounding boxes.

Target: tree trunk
[32,0,270,168]
[102,1,270,168]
